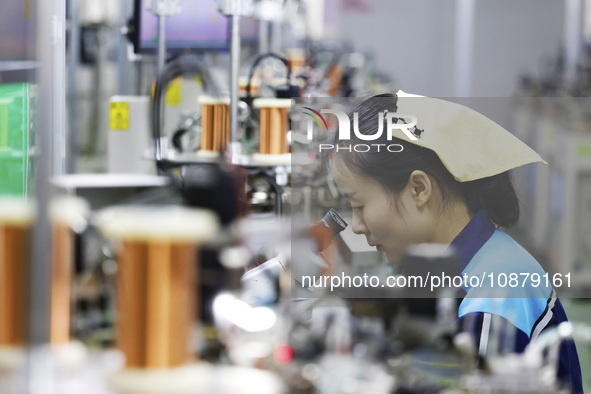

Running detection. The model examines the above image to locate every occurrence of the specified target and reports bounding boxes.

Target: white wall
[471,0,564,96]
[338,0,564,97]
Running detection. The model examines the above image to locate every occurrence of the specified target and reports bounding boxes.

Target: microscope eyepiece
[321,208,348,237]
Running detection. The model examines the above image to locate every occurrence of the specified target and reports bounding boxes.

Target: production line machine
[6,96,591,392]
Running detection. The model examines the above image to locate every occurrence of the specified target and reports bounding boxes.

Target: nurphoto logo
[303,107,423,153]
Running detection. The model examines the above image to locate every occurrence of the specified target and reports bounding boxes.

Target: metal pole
[33,0,56,346]
[229,14,241,160]
[564,0,583,87]
[259,20,269,54]
[66,0,80,173]
[29,2,57,393]
[157,14,166,74]
[270,21,281,53]
[88,28,103,155]
[454,0,475,97]
[585,0,591,45]
[117,0,135,95]
[54,0,66,175]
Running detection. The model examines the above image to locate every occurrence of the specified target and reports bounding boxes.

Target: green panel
[0,82,31,197]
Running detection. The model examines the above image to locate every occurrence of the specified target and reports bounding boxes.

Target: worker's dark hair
[326,94,519,228]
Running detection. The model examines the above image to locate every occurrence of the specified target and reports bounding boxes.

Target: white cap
[393,91,547,182]
[197,95,230,105]
[0,198,36,226]
[96,206,219,243]
[253,98,292,109]
[49,196,90,230]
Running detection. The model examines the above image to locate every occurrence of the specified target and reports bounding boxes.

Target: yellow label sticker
[165,78,182,106]
[110,102,129,130]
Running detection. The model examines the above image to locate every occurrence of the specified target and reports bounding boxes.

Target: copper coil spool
[254,98,291,155]
[198,96,230,152]
[238,76,260,97]
[326,63,344,97]
[48,197,89,345]
[97,207,218,369]
[0,200,35,348]
[286,49,305,73]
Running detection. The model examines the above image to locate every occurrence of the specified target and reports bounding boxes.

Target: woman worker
[326,93,583,392]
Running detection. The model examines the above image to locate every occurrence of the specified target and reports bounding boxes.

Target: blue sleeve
[553,301,584,394]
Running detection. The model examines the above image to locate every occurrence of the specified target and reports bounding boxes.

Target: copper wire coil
[199,97,230,152]
[48,197,89,345]
[239,76,260,97]
[96,206,218,370]
[50,224,73,344]
[0,224,31,347]
[286,49,305,72]
[254,99,291,155]
[116,241,198,368]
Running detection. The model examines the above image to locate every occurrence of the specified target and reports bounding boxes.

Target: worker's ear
[407,170,432,208]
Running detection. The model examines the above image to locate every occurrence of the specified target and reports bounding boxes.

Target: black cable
[171,128,188,152]
[245,52,292,101]
[151,54,218,171]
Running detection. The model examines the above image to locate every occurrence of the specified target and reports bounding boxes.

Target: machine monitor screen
[133,0,230,53]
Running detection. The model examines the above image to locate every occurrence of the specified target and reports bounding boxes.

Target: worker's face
[331,160,435,263]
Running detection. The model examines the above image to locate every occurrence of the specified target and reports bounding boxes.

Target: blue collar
[450,209,496,273]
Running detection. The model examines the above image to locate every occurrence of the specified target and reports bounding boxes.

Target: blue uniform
[452,210,583,393]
